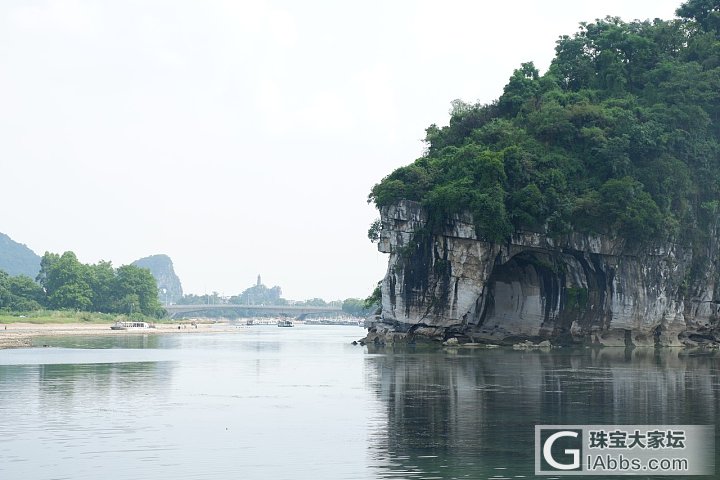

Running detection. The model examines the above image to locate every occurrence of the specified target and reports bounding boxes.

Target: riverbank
[0,321,227,349]
[0,310,155,325]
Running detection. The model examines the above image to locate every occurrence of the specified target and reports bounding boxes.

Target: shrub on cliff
[369,1,720,244]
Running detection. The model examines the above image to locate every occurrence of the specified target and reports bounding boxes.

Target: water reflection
[0,361,174,480]
[0,326,372,480]
[365,347,720,479]
[0,361,171,406]
[2,327,718,479]
[31,334,167,349]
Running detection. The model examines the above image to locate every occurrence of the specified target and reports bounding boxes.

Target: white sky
[0,0,681,300]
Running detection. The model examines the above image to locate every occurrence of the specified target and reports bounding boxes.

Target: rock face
[0,232,41,278]
[132,254,183,304]
[366,200,720,347]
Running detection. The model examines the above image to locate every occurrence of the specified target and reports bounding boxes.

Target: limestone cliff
[366,200,720,347]
[132,254,183,304]
[0,232,41,278]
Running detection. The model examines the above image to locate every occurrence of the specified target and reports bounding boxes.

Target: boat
[110,321,152,330]
[277,319,294,327]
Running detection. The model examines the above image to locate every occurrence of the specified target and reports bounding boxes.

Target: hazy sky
[0,0,681,300]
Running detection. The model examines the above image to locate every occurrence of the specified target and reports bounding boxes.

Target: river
[0,325,717,479]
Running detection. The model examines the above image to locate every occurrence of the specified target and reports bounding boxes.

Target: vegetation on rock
[369,1,720,245]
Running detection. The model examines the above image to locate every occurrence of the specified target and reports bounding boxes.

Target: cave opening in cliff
[478,250,563,337]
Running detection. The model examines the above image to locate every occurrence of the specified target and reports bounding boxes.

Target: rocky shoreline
[359,318,720,349]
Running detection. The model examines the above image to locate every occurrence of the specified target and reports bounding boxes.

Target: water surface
[0,326,718,479]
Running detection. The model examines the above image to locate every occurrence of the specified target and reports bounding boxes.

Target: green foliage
[341,298,372,317]
[509,183,545,228]
[35,251,164,317]
[114,265,164,317]
[599,177,666,240]
[565,286,589,310]
[89,261,116,312]
[367,219,382,243]
[364,281,382,312]
[677,0,720,31]
[50,282,93,311]
[0,272,44,311]
[369,9,720,244]
[40,252,93,310]
[498,62,541,117]
[0,251,165,316]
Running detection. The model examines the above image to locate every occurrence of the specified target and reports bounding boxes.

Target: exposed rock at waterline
[365,200,719,348]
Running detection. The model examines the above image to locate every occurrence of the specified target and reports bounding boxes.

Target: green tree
[367,219,382,243]
[114,265,164,317]
[36,252,59,288]
[39,251,93,310]
[8,274,45,306]
[89,261,116,312]
[50,283,93,311]
[342,298,371,316]
[35,251,165,316]
[364,281,382,313]
[677,0,720,31]
[498,62,541,116]
[0,271,45,311]
[368,9,720,247]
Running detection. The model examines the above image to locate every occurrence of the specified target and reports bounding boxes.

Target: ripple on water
[1,330,719,479]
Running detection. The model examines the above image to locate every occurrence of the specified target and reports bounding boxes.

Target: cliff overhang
[366,200,720,348]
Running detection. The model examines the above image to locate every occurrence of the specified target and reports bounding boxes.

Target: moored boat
[277,319,294,327]
[110,321,152,330]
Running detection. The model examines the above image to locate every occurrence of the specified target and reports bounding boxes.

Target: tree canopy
[0,271,45,311]
[0,251,164,316]
[369,1,720,244]
[35,251,164,316]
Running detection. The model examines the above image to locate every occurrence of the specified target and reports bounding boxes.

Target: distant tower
[257,274,261,286]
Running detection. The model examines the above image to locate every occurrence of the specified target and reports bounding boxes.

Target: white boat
[277,319,294,327]
[110,321,152,330]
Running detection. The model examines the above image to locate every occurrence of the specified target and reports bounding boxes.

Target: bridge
[164,304,343,319]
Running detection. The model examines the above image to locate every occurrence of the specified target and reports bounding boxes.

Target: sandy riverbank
[0,322,232,349]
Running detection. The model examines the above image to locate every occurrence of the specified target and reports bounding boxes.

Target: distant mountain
[132,254,183,304]
[0,232,41,278]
